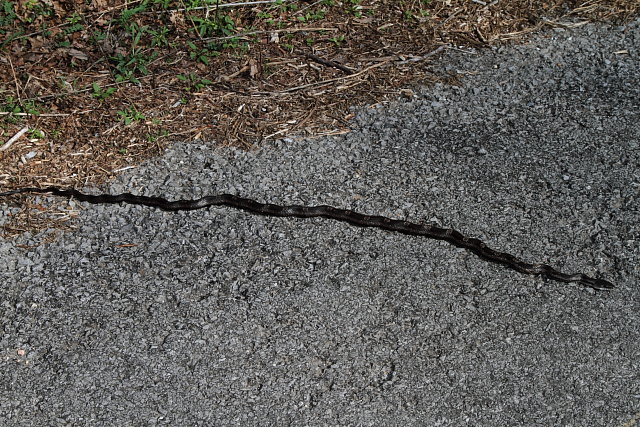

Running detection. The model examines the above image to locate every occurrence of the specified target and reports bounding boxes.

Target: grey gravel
[1,20,639,426]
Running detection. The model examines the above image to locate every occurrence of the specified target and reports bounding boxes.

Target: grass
[0,0,638,236]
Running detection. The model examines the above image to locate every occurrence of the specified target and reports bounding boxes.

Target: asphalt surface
[1,20,639,426]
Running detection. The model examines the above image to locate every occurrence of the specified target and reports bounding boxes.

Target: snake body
[0,186,614,290]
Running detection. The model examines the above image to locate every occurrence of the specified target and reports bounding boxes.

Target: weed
[22,0,53,23]
[222,38,245,51]
[110,24,157,83]
[125,22,149,47]
[91,83,116,101]
[28,128,44,139]
[215,14,235,37]
[149,26,169,47]
[50,128,61,139]
[64,13,83,34]
[111,51,156,83]
[345,0,362,17]
[1,96,39,123]
[187,41,209,64]
[328,35,344,46]
[2,96,39,115]
[117,106,145,125]
[90,30,107,44]
[188,13,235,38]
[117,2,148,28]
[39,23,52,37]
[176,73,212,91]
[152,0,171,9]
[146,129,169,142]
[296,9,326,23]
[0,0,17,30]
[279,1,298,13]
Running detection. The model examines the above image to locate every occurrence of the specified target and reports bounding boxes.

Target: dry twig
[1,127,29,152]
[302,52,355,74]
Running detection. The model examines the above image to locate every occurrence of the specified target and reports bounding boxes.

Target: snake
[0,186,614,290]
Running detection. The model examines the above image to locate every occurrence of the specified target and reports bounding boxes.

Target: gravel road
[1,20,639,426]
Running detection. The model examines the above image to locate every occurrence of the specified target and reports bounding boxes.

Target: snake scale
[0,186,613,290]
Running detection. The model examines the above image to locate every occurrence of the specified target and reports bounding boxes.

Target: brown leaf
[67,48,88,61]
[52,1,66,18]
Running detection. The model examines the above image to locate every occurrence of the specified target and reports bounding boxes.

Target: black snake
[0,186,614,290]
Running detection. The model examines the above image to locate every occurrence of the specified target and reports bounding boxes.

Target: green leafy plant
[186,41,222,64]
[117,2,148,28]
[28,128,44,139]
[149,26,169,47]
[146,129,169,142]
[110,24,157,83]
[345,0,362,17]
[187,41,208,64]
[64,12,83,34]
[21,0,53,23]
[1,96,40,123]
[188,13,235,37]
[0,0,17,30]
[117,106,145,125]
[152,0,171,8]
[91,83,116,101]
[111,51,156,83]
[176,73,212,92]
[90,30,107,44]
[222,38,244,51]
[279,1,298,12]
[2,96,39,114]
[328,35,344,46]
[296,9,326,23]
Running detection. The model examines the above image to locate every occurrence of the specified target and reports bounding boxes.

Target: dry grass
[0,0,638,238]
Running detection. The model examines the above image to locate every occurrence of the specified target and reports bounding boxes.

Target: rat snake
[0,186,613,290]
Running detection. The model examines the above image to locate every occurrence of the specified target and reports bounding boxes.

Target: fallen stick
[0,126,29,152]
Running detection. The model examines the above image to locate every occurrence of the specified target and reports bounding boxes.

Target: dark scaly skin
[0,186,614,290]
